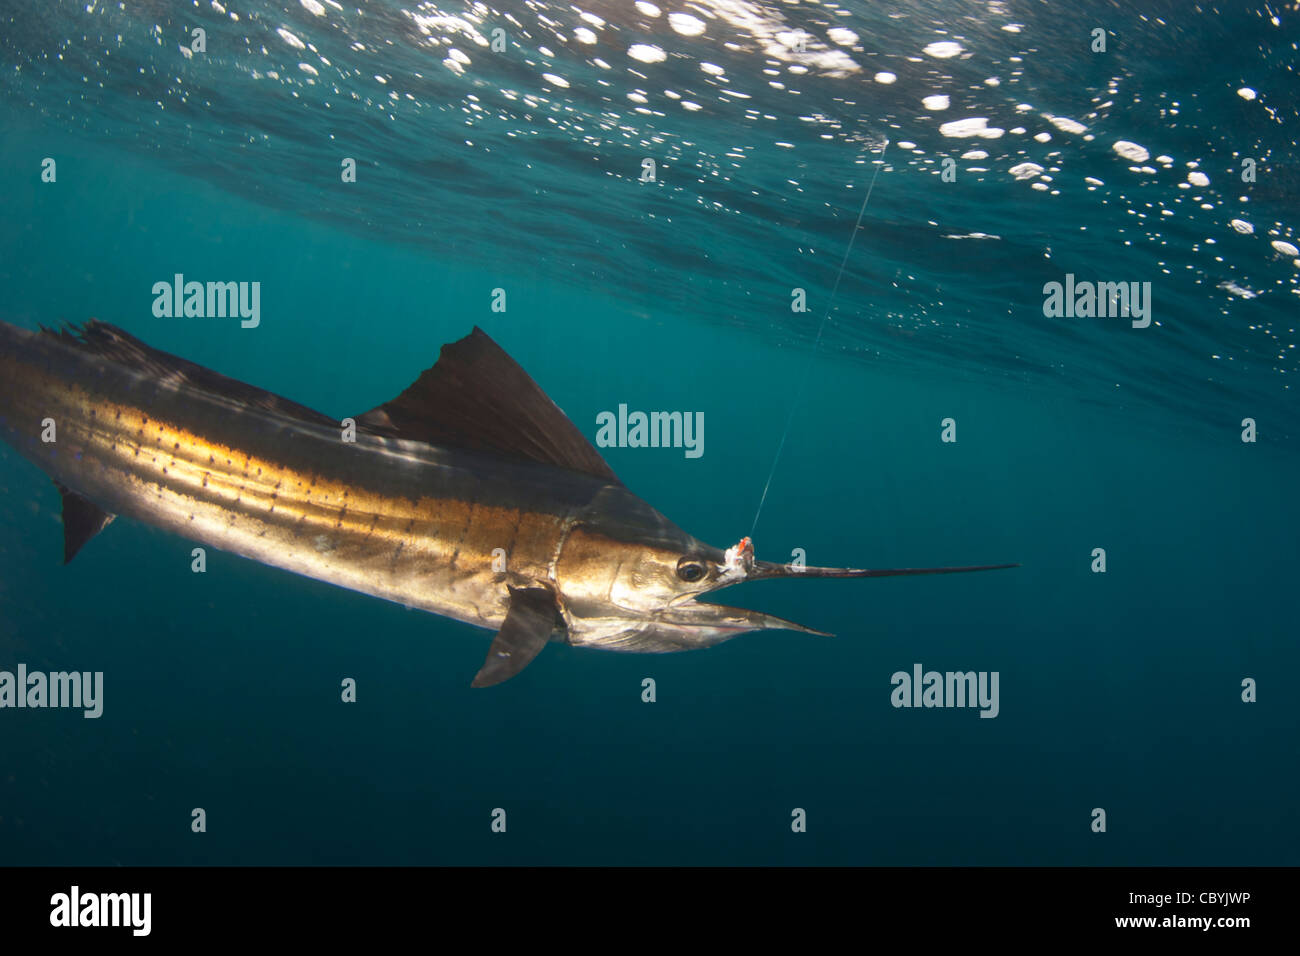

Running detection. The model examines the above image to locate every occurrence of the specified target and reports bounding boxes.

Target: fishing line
[749,137,890,537]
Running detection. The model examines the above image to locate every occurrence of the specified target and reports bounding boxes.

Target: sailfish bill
[0,319,1017,686]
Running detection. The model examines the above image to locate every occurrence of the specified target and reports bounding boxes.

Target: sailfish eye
[676,557,707,583]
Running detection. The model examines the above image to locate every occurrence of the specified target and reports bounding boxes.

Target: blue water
[0,0,1296,865]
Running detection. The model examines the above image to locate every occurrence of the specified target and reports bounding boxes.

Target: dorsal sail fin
[54,482,115,564]
[356,327,621,484]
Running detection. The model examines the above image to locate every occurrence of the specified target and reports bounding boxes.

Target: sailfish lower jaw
[566,601,831,654]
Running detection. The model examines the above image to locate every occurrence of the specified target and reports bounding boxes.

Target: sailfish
[0,320,1015,686]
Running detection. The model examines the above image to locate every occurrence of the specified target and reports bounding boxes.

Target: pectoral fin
[471,586,561,688]
[55,483,115,564]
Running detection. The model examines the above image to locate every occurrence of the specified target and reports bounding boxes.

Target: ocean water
[0,0,1296,866]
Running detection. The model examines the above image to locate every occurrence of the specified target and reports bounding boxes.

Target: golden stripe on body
[40,382,566,629]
